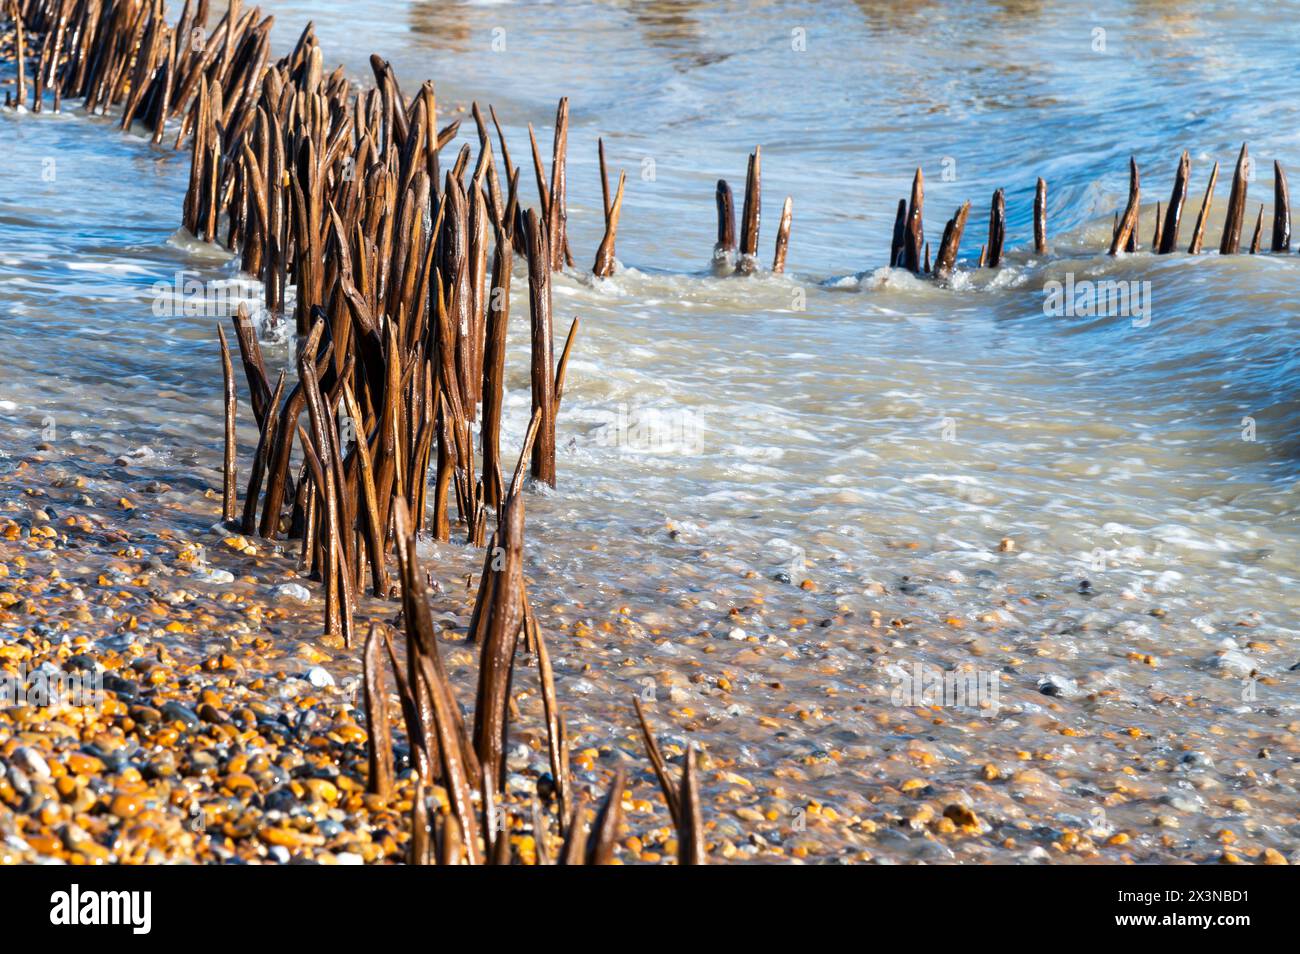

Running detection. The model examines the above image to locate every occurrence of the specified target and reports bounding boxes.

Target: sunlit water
[2,0,1299,861]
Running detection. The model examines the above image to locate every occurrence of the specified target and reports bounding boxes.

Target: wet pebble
[305,666,335,689]
[12,746,51,780]
[1037,674,1078,698]
[161,701,201,729]
[1211,650,1256,677]
[274,582,313,603]
[193,568,235,584]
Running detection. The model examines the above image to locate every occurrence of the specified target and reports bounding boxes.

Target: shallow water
[2,0,1299,862]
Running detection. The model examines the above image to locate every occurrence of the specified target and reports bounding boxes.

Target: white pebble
[274,582,313,603]
[12,746,50,780]
[307,666,335,688]
[1211,650,1255,677]
[193,568,235,584]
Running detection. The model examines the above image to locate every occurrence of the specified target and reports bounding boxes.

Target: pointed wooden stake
[889,199,907,268]
[1033,177,1047,254]
[472,490,524,794]
[1272,160,1291,252]
[546,97,572,271]
[933,201,971,280]
[12,2,26,110]
[559,793,589,865]
[1219,143,1249,255]
[986,189,1006,267]
[1108,158,1140,256]
[679,745,706,865]
[533,601,570,824]
[632,696,681,826]
[903,167,924,273]
[217,324,238,522]
[525,209,556,486]
[1158,150,1190,254]
[714,179,736,269]
[482,248,510,510]
[585,770,627,865]
[1188,160,1220,254]
[363,622,395,797]
[771,196,793,274]
[1249,203,1264,253]
[592,138,626,278]
[736,147,761,275]
[554,316,580,409]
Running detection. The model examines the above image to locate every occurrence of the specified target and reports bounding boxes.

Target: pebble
[1180,751,1215,770]
[193,568,235,584]
[161,701,201,728]
[1211,650,1256,677]
[12,746,51,780]
[274,582,313,603]
[1037,674,1078,698]
[110,793,143,819]
[306,666,335,689]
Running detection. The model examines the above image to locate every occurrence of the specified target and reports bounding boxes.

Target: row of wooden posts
[6,4,1292,288]
[884,143,1290,281]
[4,0,706,865]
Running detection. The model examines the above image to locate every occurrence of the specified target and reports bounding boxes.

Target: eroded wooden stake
[904,167,924,273]
[217,324,238,522]
[633,696,681,826]
[482,230,511,510]
[679,745,706,865]
[1188,160,1220,254]
[525,209,556,486]
[1158,150,1190,254]
[592,138,626,278]
[771,196,793,274]
[471,490,524,794]
[714,179,735,270]
[1219,143,1249,255]
[736,147,761,275]
[890,199,906,268]
[1033,177,1047,254]
[586,770,626,865]
[363,622,394,797]
[1108,158,1140,256]
[933,201,971,281]
[986,189,1006,267]
[1272,160,1291,252]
